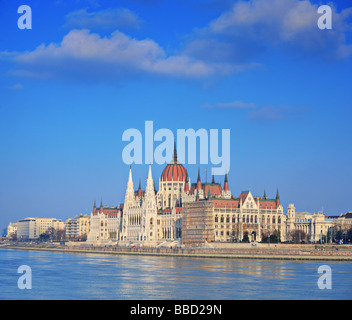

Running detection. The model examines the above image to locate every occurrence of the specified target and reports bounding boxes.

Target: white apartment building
[65,215,90,240]
[16,217,65,240]
[6,222,18,238]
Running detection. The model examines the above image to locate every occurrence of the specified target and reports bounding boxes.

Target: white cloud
[185,0,352,62]
[247,105,308,121]
[13,29,253,81]
[6,84,23,90]
[202,100,307,121]
[10,0,352,83]
[201,100,258,109]
[65,8,142,30]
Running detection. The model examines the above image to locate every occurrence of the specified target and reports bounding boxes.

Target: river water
[0,249,351,300]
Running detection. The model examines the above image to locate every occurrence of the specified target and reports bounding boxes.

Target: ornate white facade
[86,147,338,246]
[120,165,158,245]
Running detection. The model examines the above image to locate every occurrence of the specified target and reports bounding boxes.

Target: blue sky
[0,0,352,230]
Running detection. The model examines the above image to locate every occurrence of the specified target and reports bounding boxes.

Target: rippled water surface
[0,249,351,299]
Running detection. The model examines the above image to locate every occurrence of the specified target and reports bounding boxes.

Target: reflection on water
[0,249,351,300]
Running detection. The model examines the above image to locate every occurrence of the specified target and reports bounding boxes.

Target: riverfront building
[285,204,335,243]
[7,149,340,246]
[6,222,17,239]
[16,217,65,240]
[65,215,90,241]
[87,202,122,243]
[87,146,294,246]
[336,212,352,232]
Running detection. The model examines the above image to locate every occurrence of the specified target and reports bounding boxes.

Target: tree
[39,232,50,242]
[290,230,307,244]
[77,234,87,242]
[8,231,17,241]
[347,228,352,243]
[261,233,270,243]
[269,230,281,243]
[242,233,250,243]
[335,229,343,242]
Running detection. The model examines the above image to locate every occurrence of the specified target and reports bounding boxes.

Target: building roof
[258,200,278,210]
[189,183,223,196]
[212,198,239,209]
[238,192,249,203]
[161,160,188,182]
[342,212,352,219]
[160,143,188,182]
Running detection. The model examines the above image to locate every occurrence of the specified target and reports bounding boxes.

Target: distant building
[87,201,122,244]
[285,204,335,243]
[16,217,65,240]
[336,212,352,232]
[6,222,17,239]
[65,215,90,241]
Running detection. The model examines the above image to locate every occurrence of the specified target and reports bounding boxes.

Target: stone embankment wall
[5,242,352,261]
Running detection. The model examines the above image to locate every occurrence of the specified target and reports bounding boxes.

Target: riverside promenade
[3,242,352,261]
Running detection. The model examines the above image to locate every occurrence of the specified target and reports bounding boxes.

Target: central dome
[161,144,188,182]
[161,160,188,182]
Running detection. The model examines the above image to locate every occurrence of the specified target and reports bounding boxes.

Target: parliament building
[87,146,334,246]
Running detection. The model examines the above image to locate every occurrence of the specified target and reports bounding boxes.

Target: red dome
[161,160,188,181]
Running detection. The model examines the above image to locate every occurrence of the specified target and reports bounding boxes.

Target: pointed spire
[93,199,97,214]
[223,170,229,191]
[197,167,202,190]
[173,141,177,162]
[148,163,152,180]
[276,188,280,200]
[263,189,267,200]
[212,173,215,184]
[125,166,135,206]
[184,174,190,192]
[145,164,154,195]
[127,166,133,188]
[144,164,156,210]
[137,178,142,197]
